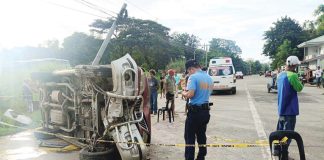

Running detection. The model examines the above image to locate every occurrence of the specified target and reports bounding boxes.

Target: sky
[0,0,323,63]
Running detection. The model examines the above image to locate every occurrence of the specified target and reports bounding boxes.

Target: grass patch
[0,126,23,137]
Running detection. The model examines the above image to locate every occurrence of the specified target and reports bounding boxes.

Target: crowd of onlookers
[148,69,188,115]
[297,66,323,89]
[268,65,324,88]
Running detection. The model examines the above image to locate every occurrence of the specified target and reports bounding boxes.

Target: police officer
[182,59,213,160]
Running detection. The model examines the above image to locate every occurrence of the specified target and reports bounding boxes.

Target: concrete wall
[305,44,324,60]
[309,60,317,70]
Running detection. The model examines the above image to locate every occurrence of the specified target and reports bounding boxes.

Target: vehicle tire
[79,147,115,160]
[142,131,151,144]
[231,88,236,95]
[34,128,56,140]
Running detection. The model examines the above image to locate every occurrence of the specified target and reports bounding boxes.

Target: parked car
[236,71,244,79]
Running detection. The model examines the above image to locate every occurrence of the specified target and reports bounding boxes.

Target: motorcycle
[267,74,277,93]
[299,75,306,85]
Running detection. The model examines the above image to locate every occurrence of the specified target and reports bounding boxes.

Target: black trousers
[184,109,210,160]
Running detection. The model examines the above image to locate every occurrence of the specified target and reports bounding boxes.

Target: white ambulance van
[208,57,236,94]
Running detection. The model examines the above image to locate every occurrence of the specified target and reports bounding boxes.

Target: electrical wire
[102,0,121,7]
[124,0,159,21]
[74,0,114,17]
[45,1,108,19]
[74,0,117,17]
[81,0,118,14]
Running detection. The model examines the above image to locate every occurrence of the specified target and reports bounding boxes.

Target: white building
[297,35,324,70]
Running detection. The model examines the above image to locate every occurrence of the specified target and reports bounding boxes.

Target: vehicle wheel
[142,131,151,144]
[231,88,236,95]
[79,147,116,160]
[34,128,56,140]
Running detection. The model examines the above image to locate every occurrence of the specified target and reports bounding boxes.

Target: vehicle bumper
[212,84,236,91]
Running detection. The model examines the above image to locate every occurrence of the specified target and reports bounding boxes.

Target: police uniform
[184,60,213,160]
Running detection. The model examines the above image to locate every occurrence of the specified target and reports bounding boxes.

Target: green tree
[166,59,186,73]
[170,33,200,60]
[209,38,242,57]
[314,4,324,35]
[208,38,247,73]
[245,59,254,74]
[90,18,174,70]
[302,20,318,39]
[303,5,324,40]
[272,39,298,69]
[261,63,270,72]
[263,16,306,60]
[254,60,262,74]
[61,32,102,65]
[244,59,266,74]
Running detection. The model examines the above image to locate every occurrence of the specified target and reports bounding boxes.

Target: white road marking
[245,84,272,160]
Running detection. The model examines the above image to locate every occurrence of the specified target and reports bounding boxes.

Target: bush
[166,59,186,73]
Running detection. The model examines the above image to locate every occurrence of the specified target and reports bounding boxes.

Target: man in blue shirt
[148,69,159,115]
[182,59,213,160]
[274,56,303,158]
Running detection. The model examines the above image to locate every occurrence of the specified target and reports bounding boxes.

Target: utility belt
[188,103,213,112]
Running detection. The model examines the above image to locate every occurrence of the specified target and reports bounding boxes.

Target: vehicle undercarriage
[34,54,151,160]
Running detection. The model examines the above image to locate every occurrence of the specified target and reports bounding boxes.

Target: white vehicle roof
[209,57,233,66]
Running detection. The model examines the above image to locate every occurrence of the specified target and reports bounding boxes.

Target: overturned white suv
[33,54,151,160]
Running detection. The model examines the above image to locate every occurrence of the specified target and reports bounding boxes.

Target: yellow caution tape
[0,121,287,149]
[41,145,80,152]
[213,136,287,145]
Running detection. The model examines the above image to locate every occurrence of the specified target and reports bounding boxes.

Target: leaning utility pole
[92,3,127,65]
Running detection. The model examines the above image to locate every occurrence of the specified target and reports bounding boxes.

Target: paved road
[150,75,324,160]
[0,75,323,160]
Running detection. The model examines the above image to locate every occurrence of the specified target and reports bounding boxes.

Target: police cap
[185,59,200,71]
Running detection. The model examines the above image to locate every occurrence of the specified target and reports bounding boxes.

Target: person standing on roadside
[160,71,166,99]
[322,69,324,89]
[165,69,176,114]
[180,73,187,100]
[182,59,213,160]
[149,69,159,115]
[174,71,180,98]
[273,56,303,158]
[22,80,34,112]
[315,66,323,88]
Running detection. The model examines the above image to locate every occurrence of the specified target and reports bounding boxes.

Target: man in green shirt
[165,69,176,114]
